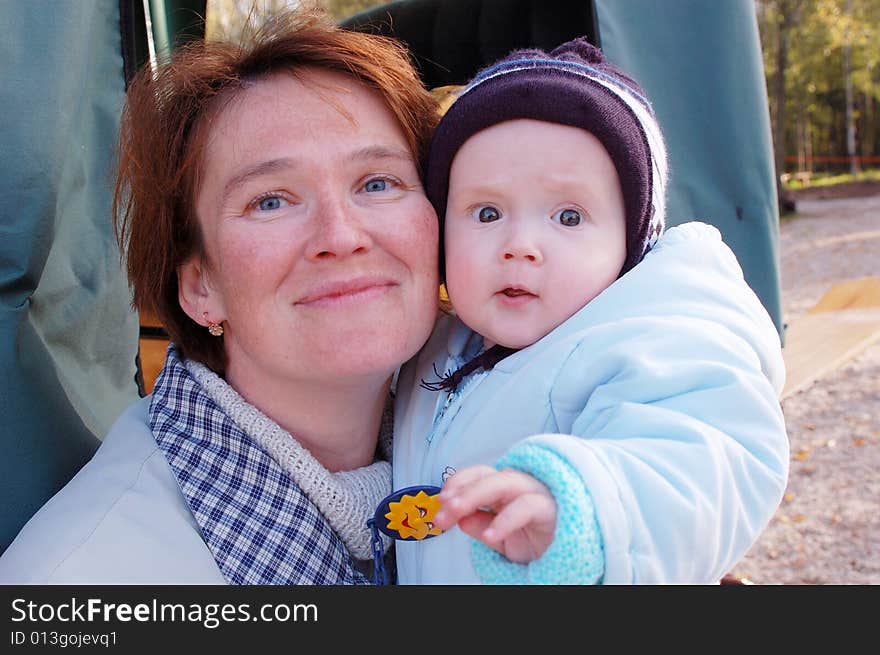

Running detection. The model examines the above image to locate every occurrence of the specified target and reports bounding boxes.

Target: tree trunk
[773,8,790,207]
[843,0,860,175]
[797,113,806,172]
[806,115,814,173]
[864,88,874,158]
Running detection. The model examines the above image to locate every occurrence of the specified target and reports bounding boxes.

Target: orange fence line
[785,155,880,163]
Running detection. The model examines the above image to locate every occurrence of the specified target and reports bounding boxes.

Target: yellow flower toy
[371,485,443,541]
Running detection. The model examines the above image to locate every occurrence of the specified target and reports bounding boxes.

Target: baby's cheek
[442,257,473,309]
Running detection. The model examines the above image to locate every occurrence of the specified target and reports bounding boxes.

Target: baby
[386,38,788,584]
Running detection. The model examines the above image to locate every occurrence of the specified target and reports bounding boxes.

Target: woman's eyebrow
[221,157,297,206]
[350,145,414,164]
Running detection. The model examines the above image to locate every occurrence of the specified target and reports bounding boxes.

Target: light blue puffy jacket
[393,222,788,584]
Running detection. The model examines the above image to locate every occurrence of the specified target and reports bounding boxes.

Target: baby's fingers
[434,472,513,528]
[438,465,496,497]
[479,493,556,545]
[457,510,496,541]
[446,468,546,513]
[434,466,497,529]
[433,492,488,530]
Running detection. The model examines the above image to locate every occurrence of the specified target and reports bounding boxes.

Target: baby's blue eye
[364,179,387,192]
[554,208,582,226]
[477,206,500,223]
[258,196,283,211]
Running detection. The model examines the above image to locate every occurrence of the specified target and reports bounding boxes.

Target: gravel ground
[730,192,880,585]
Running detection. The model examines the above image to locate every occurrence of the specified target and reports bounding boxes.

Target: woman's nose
[307,194,373,260]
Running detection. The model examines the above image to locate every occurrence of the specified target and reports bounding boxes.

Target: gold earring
[204,313,224,337]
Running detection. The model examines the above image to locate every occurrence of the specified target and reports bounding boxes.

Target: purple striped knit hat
[426,37,668,278]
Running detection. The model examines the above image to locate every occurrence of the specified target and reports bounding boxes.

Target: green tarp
[596,0,782,336]
[0,0,141,550]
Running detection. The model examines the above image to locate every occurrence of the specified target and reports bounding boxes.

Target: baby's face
[444,119,626,349]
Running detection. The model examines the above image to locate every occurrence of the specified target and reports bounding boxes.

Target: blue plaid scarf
[148,345,371,585]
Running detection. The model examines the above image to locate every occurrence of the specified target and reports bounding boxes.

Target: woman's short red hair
[114,7,439,374]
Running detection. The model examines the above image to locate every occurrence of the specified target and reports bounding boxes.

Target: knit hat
[425,37,668,277]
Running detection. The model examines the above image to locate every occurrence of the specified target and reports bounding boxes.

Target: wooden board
[781,308,880,399]
[781,276,880,399]
[138,305,168,395]
[808,276,880,313]
[139,336,169,395]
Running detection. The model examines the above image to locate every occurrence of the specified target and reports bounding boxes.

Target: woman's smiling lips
[296,276,398,307]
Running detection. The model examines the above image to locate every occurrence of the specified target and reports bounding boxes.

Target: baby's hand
[433,466,557,563]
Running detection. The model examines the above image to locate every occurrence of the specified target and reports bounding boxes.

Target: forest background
[206,0,880,197]
[758,0,880,204]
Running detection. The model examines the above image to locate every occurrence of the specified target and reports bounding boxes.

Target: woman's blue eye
[258,196,283,211]
[364,178,387,192]
[477,206,501,223]
[554,208,582,226]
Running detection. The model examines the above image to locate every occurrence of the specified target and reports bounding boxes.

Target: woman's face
[180,70,439,389]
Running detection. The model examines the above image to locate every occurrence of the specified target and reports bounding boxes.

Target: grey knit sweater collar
[184,359,393,560]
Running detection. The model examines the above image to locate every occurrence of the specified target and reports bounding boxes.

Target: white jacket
[0,398,226,583]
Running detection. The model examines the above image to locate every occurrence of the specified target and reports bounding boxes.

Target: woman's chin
[267,332,411,384]
[319,305,435,371]
[324,335,422,379]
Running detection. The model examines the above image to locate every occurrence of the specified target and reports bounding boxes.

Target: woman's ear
[177,255,223,326]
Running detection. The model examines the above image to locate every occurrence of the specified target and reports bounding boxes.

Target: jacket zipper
[416,368,489,583]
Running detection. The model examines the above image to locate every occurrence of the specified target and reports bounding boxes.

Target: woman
[0,8,439,584]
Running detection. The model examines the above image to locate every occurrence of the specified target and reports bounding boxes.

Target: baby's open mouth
[500,287,536,297]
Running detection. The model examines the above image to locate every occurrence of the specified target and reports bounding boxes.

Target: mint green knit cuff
[470,442,604,584]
